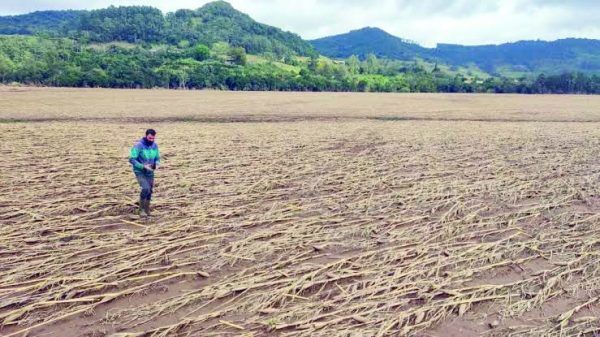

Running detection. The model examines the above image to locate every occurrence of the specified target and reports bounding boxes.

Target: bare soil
[1,88,600,337]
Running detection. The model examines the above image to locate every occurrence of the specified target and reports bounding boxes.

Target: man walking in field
[129,129,160,217]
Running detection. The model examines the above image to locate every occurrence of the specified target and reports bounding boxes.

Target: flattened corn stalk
[1,121,600,336]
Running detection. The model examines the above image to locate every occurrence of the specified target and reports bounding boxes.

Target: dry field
[1,87,600,337]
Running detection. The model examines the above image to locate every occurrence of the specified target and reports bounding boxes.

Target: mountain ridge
[0,1,314,57]
[1,2,599,75]
[310,27,600,74]
[310,27,432,60]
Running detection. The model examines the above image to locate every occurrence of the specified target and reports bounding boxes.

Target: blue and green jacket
[129,137,160,174]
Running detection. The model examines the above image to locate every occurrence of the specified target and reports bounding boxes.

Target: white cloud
[1,0,598,47]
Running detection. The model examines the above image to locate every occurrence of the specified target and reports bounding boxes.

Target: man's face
[146,134,156,142]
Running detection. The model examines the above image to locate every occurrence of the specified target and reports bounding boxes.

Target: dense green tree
[191,44,210,61]
[79,6,165,43]
[0,53,14,82]
[1,35,599,93]
[228,47,247,66]
[308,55,318,72]
[363,54,380,74]
[346,55,360,75]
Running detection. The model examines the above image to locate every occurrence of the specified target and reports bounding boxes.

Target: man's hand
[144,164,154,172]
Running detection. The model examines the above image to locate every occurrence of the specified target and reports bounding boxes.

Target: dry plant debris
[1,90,600,336]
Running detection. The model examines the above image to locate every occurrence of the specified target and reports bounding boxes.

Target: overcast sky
[1,0,598,47]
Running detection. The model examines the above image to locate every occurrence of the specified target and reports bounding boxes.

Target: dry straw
[1,113,600,336]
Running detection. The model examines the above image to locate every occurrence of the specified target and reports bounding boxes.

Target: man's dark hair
[146,129,157,136]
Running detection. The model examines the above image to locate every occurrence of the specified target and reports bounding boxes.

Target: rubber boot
[139,198,148,217]
[144,199,151,217]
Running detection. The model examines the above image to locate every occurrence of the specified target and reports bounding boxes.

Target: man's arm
[154,146,160,169]
[129,145,145,171]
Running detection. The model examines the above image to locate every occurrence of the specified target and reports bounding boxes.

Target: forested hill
[434,39,600,74]
[311,28,600,75]
[0,1,314,57]
[311,27,432,61]
[0,1,599,93]
[3,2,598,74]
[0,10,82,35]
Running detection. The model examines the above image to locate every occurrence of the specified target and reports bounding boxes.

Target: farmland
[1,88,600,336]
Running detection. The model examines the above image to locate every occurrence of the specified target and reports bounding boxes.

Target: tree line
[0,36,599,93]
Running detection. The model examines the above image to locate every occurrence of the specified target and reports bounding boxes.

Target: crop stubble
[1,88,600,336]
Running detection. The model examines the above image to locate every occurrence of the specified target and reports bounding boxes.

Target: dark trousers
[135,172,154,201]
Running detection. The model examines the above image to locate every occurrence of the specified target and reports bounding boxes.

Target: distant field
[1,88,600,337]
[1,87,600,122]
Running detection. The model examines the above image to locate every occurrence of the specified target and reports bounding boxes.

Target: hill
[3,4,598,74]
[0,10,82,35]
[311,28,600,75]
[162,1,313,56]
[0,2,599,93]
[310,27,432,60]
[0,1,314,57]
[434,38,600,75]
